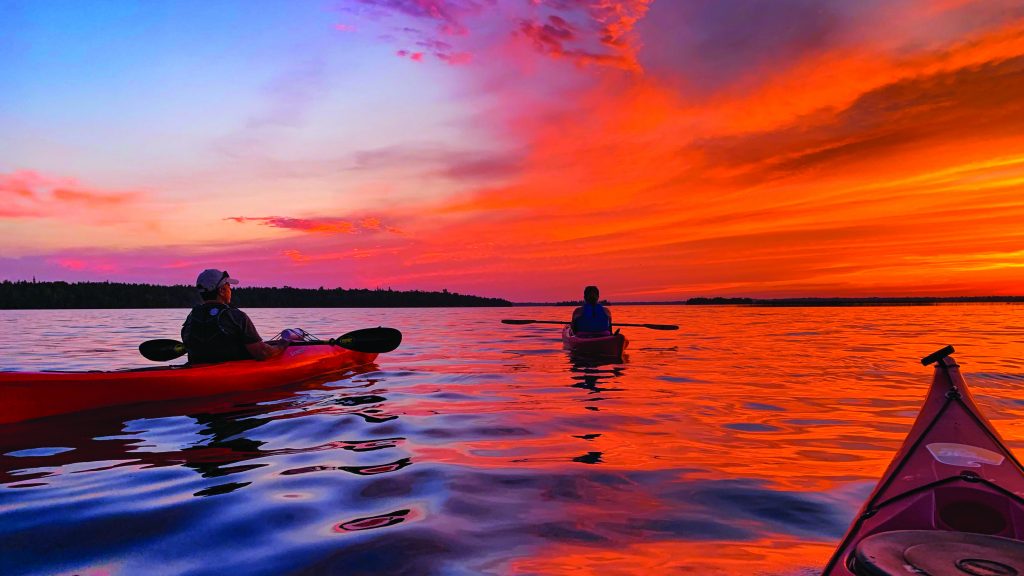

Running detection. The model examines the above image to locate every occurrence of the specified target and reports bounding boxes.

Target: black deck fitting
[921,345,955,366]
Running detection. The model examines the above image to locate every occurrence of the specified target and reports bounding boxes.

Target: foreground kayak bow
[823,346,1024,575]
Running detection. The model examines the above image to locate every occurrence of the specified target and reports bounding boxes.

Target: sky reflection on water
[2,305,1024,575]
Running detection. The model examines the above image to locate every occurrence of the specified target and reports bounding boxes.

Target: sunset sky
[3,0,1024,301]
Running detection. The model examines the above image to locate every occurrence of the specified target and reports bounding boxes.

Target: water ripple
[2,305,1024,575]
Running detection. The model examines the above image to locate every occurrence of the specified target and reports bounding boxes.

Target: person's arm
[181,314,192,344]
[246,339,287,360]
[234,309,287,360]
[606,308,613,332]
[571,307,582,331]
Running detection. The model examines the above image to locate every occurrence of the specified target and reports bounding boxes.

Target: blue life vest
[575,303,610,333]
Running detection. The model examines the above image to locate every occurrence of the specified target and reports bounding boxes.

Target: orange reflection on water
[387,306,1024,573]
[507,539,835,575]
[4,306,1024,574]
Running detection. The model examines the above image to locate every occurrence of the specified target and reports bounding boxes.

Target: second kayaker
[571,285,613,336]
[181,269,287,364]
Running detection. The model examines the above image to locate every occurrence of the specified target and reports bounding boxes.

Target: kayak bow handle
[921,345,955,366]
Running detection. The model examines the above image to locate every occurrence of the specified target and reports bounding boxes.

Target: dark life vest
[575,302,611,333]
[182,303,253,364]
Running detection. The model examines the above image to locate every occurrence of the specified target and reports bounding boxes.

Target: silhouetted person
[181,269,287,364]
[571,285,612,336]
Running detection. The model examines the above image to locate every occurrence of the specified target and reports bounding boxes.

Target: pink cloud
[160,261,198,270]
[55,258,87,271]
[0,206,43,218]
[437,51,472,64]
[353,0,488,36]
[50,258,117,273]
[0,171,45,198]
[513,1,654,70]
[0,169,144,219]
[345,0,650,70]
[397,49,425,60]
[411,35,474,64]
[518,15,576,53]
[334,23,356,31]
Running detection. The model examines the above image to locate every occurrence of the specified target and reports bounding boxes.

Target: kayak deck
[824,349,1024,575]
[0,344,378,424]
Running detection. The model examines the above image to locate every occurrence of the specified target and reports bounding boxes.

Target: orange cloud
[282,249,310,262]
[228,216,401,235]
[51,188,138,205]
[351,13,1024,299]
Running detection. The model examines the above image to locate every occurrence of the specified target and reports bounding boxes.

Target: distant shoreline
[3,280,1022,309]
[517,296,1024,307]
[0,280,513,309]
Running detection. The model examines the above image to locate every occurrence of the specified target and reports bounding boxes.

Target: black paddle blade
[139,339,188,362]
[501,319,534,325]
[331,327,402,353]
[643,324,679,330]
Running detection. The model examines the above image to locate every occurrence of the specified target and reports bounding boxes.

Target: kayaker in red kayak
[181,269,287,364]
[571,285,612,337]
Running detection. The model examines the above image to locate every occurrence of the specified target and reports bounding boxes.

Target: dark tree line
[0,280,512,309]
[686,296,1024,306]
[684,297,756,305]
[542,299,613,307]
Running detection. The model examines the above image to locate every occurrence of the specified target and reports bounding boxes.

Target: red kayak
[823,346,1024,575]
[561,325,628,358]
[0,344,378,424]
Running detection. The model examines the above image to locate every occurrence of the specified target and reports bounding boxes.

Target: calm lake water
[3,305,1024,575]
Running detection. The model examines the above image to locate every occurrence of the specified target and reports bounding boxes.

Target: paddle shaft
[501,319,678,330]
[140,327,402,361]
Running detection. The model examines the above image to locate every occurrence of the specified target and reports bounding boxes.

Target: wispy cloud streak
[226,216,402,235]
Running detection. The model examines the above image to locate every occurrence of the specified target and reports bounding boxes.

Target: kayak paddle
[139,327,403,362]
[501,319,679,330]
[327,327,403,353]
[139,339,187,362]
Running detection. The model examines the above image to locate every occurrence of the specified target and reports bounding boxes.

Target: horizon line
[4,279,1024,305]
